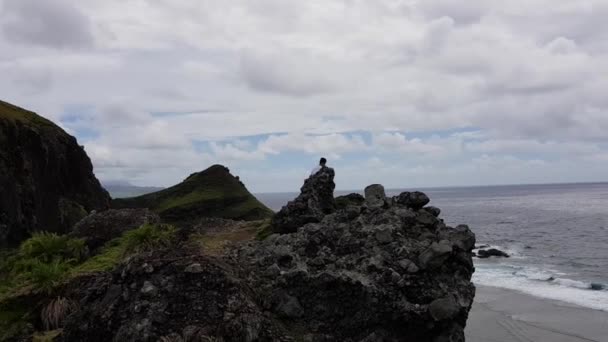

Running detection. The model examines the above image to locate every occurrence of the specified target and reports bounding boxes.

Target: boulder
[418,241,453,270]
[71,209,160,251]
[477,248,510,258]
[439,225,476,252]
[334,193,365,209]
[395,191,430,210]
[364,184,387,208]
[425,206,441,217]
[429,296,460,321]
[271,167,336,233]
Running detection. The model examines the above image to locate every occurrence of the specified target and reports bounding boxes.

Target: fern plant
[27,260,69,294]
[19,232,88,264]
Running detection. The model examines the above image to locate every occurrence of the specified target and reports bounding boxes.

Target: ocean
[256,182,608,312]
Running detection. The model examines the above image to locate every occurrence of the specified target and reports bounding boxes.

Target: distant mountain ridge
[112,165,273,222]
[103,182,165,199]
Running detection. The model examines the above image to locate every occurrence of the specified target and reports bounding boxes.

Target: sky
[1,0,608,193]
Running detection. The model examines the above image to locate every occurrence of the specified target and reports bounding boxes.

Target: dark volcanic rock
[60,176,476,341]
[335,193,365,209]
[62,249,289,342]
[236,188,476,341]
[477,248,510,258]
[71,209,160,251]
[271,167,336,234]
[364,184,387,208]
[395,191,430,210]
[0,100,110,247]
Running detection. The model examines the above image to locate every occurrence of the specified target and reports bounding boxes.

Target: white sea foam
[473,263,608,312]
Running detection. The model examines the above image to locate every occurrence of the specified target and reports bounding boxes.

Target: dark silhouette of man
[310,157,327,176]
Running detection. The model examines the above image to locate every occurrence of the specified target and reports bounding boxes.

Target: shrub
[27,260,69,294]
[19,232,88,264]
[121,224,177,255]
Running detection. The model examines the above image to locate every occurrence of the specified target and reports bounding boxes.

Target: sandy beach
[466,285,608,342]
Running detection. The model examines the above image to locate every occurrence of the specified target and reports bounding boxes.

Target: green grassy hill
[0,100,57,128]
[112,165,273,222]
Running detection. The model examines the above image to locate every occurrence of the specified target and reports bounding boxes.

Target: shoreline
[466,285,608,342]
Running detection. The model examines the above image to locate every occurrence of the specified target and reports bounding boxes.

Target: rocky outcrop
[0,100,110,247]
[237,188,476,341]
[271,167,336,234]
[476,248,510,258]
[61,248,288,342]
[59,171,476,341]
[71,209,161,251]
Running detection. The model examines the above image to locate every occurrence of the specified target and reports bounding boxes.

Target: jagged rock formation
[71,209,161,251]
[61,171,476,341]
[236,185,476,341]
[112,165,273,223]
[0,100,110,247]
[271,166,336,233]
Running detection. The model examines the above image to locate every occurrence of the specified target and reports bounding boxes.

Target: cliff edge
[0,100,110,247]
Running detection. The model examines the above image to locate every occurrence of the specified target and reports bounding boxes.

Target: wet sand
[466,286,608,342]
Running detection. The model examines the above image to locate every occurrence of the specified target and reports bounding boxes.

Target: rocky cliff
[60,170,476,341]
[0,100,110,247]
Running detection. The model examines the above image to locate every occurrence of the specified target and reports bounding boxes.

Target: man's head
[319,157,327,166]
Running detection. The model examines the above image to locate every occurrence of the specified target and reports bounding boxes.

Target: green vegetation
[112,165,274,222]
[19,232,88,264]
[27,260,70,295]
[1,225,177,298]
[0,301,31,341]
[121,223,177,255]
[255,220,274,241]
[0,224,178,341]
[0,100,56,128]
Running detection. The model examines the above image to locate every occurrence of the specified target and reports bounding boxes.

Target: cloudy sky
[2,0,608,192]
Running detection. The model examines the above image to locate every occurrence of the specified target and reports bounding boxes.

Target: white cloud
[1,0,94,48]
[0,0,607,191]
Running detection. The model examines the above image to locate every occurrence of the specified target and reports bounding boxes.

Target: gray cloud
[0,0,606,190]
[1,0,94,49]
[239,49,337,97]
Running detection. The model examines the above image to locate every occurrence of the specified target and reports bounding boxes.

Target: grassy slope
[0,100,57,128]
[112,165,273,222]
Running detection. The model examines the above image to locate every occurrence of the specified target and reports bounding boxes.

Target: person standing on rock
[310,157,327,176]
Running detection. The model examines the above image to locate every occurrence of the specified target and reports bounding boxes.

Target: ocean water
[256,182,608,311]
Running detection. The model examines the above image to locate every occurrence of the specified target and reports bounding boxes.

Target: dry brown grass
[41,297,78,330]
[32,329,62,342]
[190,222,264,256]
